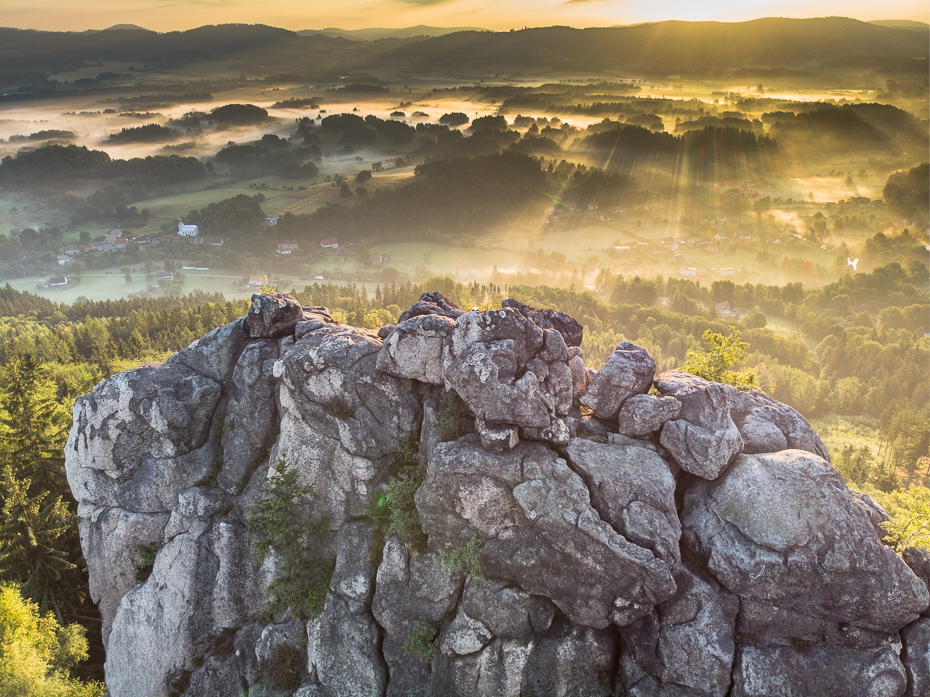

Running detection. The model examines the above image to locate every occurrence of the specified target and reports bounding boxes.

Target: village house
[320,238,339,249]
[276,242,299,255]
[177,220,199,237]
[203,236,224,246]
[45,276,68,287]
[680,267,697,276]
[248,275,264,287]
[156,271,174,282]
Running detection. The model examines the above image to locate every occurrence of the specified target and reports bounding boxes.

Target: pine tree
[0,473,78,621]
[0,352,71,500]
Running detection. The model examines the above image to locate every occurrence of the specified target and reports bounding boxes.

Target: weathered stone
[853,490,892,539]
[416,437,677,629]
[372,538,462,697]
[564,438,681,566]
[372,538,462,636]
[167,318,248,384]
[105,533,219,697]
[655,569,739,697]
[683,449,929,633]
[211,520,266,629]
[520,616,616,697]
[567,351,589,405]
[306,594,387,697]
[501,298,583,347]
[731,387,830,460]
[616,394,682,437]
[737,597,898,649]
[439,604,494,656]
[580,342,655,419]
[903,617,930,697]
[460,577,556,639]
[295,307,335,340]
[903,547,930,597]
[476,418,520,453]
[184,651,249,697]
[219,339,279,493]
[398,291,465,323]
[254,620,306,693]
[449,308,544,369]
[245,292,305,339]
[377,313,455,384]
[274,324,421,461]
[330,521,377,605]
[80,507,170,646]
[430,636,533,697]
[114,440,218,514]
[68,362,221,481]
[445,340,550,428]
[620,567,739,697]
[656,370,742,480]
[732,641,907,697]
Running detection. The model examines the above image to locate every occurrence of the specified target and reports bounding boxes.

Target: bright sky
[3,0,928,33]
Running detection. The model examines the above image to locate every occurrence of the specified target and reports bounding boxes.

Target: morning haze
[0,6,928,695]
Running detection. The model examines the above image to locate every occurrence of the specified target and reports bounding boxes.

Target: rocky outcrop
[65,291,929,697]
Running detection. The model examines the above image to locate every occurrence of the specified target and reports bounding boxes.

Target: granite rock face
[65,292,929,697]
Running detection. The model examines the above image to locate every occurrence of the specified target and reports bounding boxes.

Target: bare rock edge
[65,292,930,697]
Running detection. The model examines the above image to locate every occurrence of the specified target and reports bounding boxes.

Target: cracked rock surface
[64,292,929,696]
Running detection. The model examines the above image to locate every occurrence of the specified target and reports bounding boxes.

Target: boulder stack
[65,292,929,697]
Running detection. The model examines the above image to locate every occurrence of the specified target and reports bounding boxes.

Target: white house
[178,220,199,237]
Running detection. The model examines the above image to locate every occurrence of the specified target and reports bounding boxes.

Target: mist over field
[0,14,928,692]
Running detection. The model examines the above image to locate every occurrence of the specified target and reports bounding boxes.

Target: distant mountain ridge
[299,25,487,41]
[869,19,929,30]
[0,17,926,78]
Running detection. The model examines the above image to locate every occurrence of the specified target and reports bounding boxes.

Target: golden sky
[4,0,929,33]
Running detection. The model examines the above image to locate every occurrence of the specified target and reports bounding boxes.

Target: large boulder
[416,437,677,629]
[397,291,464,323]
[656,370,743,480]
[444,339,550,428]
[730,387,830,460]
[245,292,307,339]
[218,339,279,493]
[580,342,655,419]
[501,298,583,347]
[683,449,929,634]
[377,314,455,385]
[616,394,681,437]
[563,439,681,565]
[273,323,421,462]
